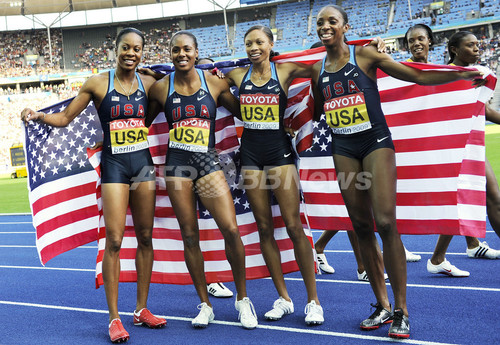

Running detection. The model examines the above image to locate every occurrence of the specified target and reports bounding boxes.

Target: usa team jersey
[238,62,288,141]
[317,45,388,136]
[164,69,217,152]
[99,70,149,154]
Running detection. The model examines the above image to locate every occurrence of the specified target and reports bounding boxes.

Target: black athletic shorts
[240,134,295,170]
[164,147,221,181]
[332,125,395,160]
[101,149,155,184]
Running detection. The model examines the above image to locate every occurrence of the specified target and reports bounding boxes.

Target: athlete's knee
[136,229,153,249]
[257,223,275,243]
[375,220,396,239]
[285,223,306,242]
[181,229,200,249]
[350,216,373,234]
[105,236,123,254]
[221,225,240,244]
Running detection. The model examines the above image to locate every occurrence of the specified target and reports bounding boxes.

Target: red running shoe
[133,308,167,328]
[109,318,129,343]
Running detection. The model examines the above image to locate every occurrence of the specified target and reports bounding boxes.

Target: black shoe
[360,303,393,330]
[388,309,410,339]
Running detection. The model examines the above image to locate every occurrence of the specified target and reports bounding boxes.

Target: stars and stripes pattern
[24,45,495,286]
[92,54,315,286]
[299,60,496,237]
[24,99,102,264]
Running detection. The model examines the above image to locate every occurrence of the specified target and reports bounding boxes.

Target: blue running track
[1,214,499,344]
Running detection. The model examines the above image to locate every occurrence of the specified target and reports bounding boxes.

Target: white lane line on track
[284,277,500,292]
[0,232,35,234]
[322,249,468,256]
[0,265,94,272]
[311,230,498,234]
[0,300,458,345]
[1,264,499,292]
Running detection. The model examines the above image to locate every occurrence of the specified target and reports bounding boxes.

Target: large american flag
[24,99,102,264]
[299,59,496,237]
[24,45,495,280]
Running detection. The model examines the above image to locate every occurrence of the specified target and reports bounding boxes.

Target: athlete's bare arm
[21,74,107,126]
[486,104,500,125]
[206,72,241,120]
[311,61,324,122]
[225,67,248,88]
[146,76,169,127]
[357,45,482,84]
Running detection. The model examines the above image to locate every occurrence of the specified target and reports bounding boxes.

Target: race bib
[169,118,210,152]
[324,92,371,134]
[240,93,279,130]
[109,118,148,154]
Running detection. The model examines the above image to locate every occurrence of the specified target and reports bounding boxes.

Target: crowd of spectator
[0,29,63,78]
[0,83,80,172]
[2,2,500,172]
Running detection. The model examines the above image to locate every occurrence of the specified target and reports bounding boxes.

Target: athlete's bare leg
[314,230,338,254]
[430,235,453,265]
[315,229,366,273]
[363,148,407,316]
[129,180,156,311]
[166,177,211,306]
[243,168,291,302]
[197,170,248,300]
[101,183,130,322]
[268,164,319,304]
[348,231,367,273]
[333,151,389,314]
[486,159,500,238]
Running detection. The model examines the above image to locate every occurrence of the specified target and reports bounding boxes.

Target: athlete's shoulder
[226,66,249,86]
[138,73,157,91]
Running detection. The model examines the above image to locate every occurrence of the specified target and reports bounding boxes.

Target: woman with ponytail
[224,25,325,325]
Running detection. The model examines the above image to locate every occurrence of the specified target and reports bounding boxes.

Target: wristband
[211,67,218,75]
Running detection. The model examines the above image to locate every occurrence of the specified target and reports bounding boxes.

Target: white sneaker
[427,259,470,277]
[317,253,335,274]
[405,247,421,262]
[192,302,214,328]
[467,241,500,259]
[207,283,234,297]
[264,297,294,320]
[235,297,258,329]
[304,300,324,325]
[357,270,389,282]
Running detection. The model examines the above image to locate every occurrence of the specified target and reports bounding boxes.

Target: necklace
[252,67,271,81]
[116,74,135,100]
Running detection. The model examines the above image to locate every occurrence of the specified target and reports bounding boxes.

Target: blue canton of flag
[298,115,332,158]
[25,98,103,190]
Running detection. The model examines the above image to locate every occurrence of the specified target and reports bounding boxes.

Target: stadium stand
[2,0,500,170]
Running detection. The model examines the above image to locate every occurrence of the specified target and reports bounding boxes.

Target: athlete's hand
[471,65,490,88]
[21,108,44,124]
[90,141,103,149]
[370,37,386,53]
[211,67,225,79]
[137,67,164,80]
[284,127,296,138]
[459,70,483,84]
